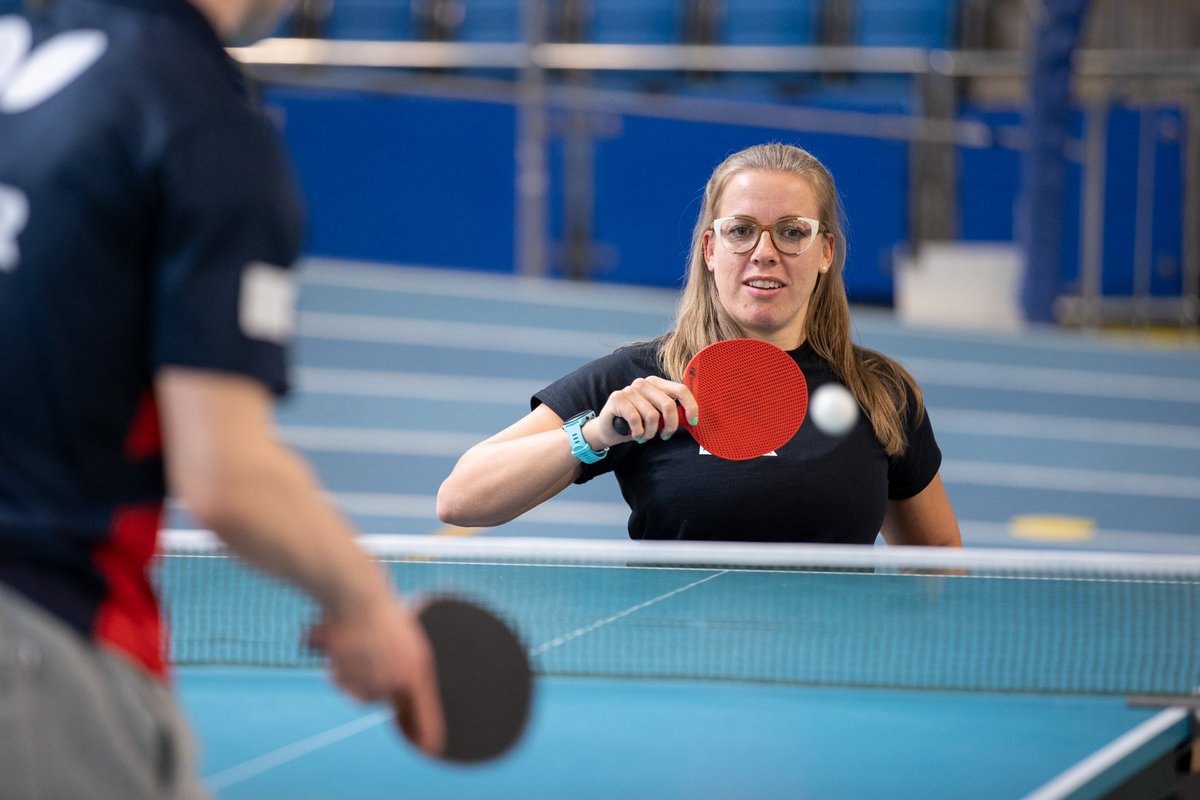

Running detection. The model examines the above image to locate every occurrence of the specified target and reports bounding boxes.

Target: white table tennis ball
[810,383,859,436]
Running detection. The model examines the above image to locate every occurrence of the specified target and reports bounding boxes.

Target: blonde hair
[658,142,923,456]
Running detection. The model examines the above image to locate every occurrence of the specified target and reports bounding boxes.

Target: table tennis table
[161,533,1200,799]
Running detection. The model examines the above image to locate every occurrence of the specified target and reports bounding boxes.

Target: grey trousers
[0,584,209,800]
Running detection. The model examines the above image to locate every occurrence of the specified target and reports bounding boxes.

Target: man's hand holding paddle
[310,584,533,764]
[308,587,447,757]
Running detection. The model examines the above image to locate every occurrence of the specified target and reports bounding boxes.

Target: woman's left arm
[880,472,962,547]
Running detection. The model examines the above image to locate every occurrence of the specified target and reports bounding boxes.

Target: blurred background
[3,0,1197,550]
[203,0,1195,329]
[5,0,1195,327]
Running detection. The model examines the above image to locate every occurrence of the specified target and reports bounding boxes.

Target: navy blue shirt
[0,0,303,673]
[534,341,942,544]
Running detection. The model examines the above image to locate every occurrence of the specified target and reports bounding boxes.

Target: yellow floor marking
[434,525,485,538]
[1009,514,1096,542]
[386,526,485,562]
[1096,325,1200,352]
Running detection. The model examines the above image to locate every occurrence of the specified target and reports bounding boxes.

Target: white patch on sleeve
[239,262,296,344]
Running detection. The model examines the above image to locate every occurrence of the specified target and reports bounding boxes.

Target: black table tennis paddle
[395,598,533,763]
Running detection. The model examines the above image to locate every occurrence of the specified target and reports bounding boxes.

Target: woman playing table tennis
[438,142,961,547]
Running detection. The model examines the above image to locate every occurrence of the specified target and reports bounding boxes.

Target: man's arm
[156,367,445,753]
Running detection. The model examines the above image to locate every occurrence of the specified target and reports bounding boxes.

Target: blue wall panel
[1045,105,1185,301]
[584,111,910,302]
[266,88,910,302]
[1096,106,1184,298]
[263,89,1185,307]
[323,0,414,40]
[265,88,517,273]
[958,107,1022,242]
[1149,108,1185,299]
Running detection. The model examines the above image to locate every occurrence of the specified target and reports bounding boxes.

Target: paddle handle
[612,407,686,437]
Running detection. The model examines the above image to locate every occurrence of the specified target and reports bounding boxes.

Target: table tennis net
[156,531,1200,699]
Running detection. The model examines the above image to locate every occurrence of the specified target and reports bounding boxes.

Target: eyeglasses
[712,216,824,256]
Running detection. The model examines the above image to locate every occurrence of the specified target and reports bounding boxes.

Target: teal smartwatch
[562,410,608,464]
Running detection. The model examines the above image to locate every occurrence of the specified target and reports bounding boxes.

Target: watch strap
[563,410,607,464]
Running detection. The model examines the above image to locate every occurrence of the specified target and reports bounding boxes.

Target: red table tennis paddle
[612,338,808,461]
[395,598,533,763]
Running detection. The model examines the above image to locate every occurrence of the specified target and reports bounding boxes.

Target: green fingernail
[662,434,671,441]
[690,416,700,426]
[635,437,644,444]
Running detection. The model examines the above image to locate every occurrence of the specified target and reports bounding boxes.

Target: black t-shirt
[534,341,941,544]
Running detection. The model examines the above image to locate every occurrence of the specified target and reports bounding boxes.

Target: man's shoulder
[29,0,239,113]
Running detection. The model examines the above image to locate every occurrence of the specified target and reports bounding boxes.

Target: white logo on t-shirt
[0,182,28,272]
[697,445,777,457]
[0,17,108,272]
[0,15,107,114]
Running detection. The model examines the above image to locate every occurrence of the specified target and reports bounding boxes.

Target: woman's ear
[820,232,834,272]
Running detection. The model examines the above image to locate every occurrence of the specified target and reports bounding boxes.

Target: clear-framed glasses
[712,215,824,256]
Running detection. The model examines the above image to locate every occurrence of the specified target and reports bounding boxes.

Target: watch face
[565,411,594,426]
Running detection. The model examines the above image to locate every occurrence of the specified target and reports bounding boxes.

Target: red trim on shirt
[124,390,162,460]
[93,503,166,678]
